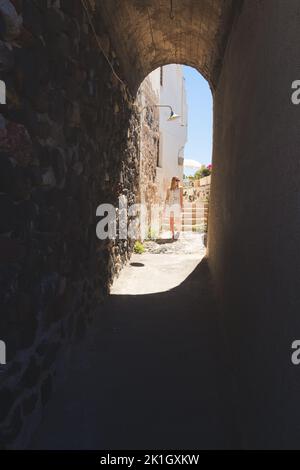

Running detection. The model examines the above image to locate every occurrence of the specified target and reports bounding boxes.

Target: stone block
[41,167,56,188]
[48,89,65,123]
[0,289,38,355]
[0,152,14,193]
[52,147,65,185]
[11,166,32,201]
[0,405,23,446]
[22,392,38,417]
[44,7,65,35]
[40,374,52,406]
[41,342,59,369]
[0,238,26,264]
[22,0,43,36]
[60,0,83,19]
[20,357,40,390]
[0,194,16,233]
[0,388,15,422]
[0,40,14,71]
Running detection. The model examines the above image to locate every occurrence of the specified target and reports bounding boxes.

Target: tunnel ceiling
[97,0,241,94]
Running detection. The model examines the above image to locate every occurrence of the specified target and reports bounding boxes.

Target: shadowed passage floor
[30,245,239,449]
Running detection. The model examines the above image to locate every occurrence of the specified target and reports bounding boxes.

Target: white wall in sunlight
[155,64,188,203]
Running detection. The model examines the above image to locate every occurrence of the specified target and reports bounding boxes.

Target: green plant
[134,241,145,254]
[192,225,206,233]
[194,165,212,180]
[147,228,158,240]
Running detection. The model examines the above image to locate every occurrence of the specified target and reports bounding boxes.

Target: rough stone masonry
[0,0,139,448]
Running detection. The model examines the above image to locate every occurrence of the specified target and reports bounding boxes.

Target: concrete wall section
[208,0,300,449]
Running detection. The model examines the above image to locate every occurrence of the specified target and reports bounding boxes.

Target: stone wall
[136,75,160,238]
[0,0,139,448]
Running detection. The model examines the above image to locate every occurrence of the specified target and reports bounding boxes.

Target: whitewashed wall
[156,64,188,203]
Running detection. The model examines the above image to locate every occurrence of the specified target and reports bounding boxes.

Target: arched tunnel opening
[0,0,300,452]
[109,64,213,296]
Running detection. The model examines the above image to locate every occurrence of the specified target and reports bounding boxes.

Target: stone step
[162,224,206,230]
[162,222,206,227]
[182,210,205,214]
[164,211,206,216]
[182,208,206,212]
[163,216,206,221]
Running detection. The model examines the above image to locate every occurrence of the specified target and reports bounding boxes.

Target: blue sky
[183,66,213,174]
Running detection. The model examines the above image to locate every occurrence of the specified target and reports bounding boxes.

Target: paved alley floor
[111,233,206,295]
[30,234,239,450]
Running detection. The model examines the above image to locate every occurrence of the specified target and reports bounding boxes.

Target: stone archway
[98,0,241,93]
[96,1,300,447]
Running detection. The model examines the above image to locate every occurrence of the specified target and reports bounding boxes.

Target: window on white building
[160,66,164,87]
[157,134,163,168]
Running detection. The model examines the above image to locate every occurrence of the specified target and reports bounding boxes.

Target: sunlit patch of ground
[111,233,206,295]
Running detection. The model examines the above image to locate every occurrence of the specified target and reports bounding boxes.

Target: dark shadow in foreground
[30,258,240,450]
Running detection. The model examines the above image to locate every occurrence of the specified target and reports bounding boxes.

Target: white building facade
[137,64,188,237]
[156,64,188,203]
